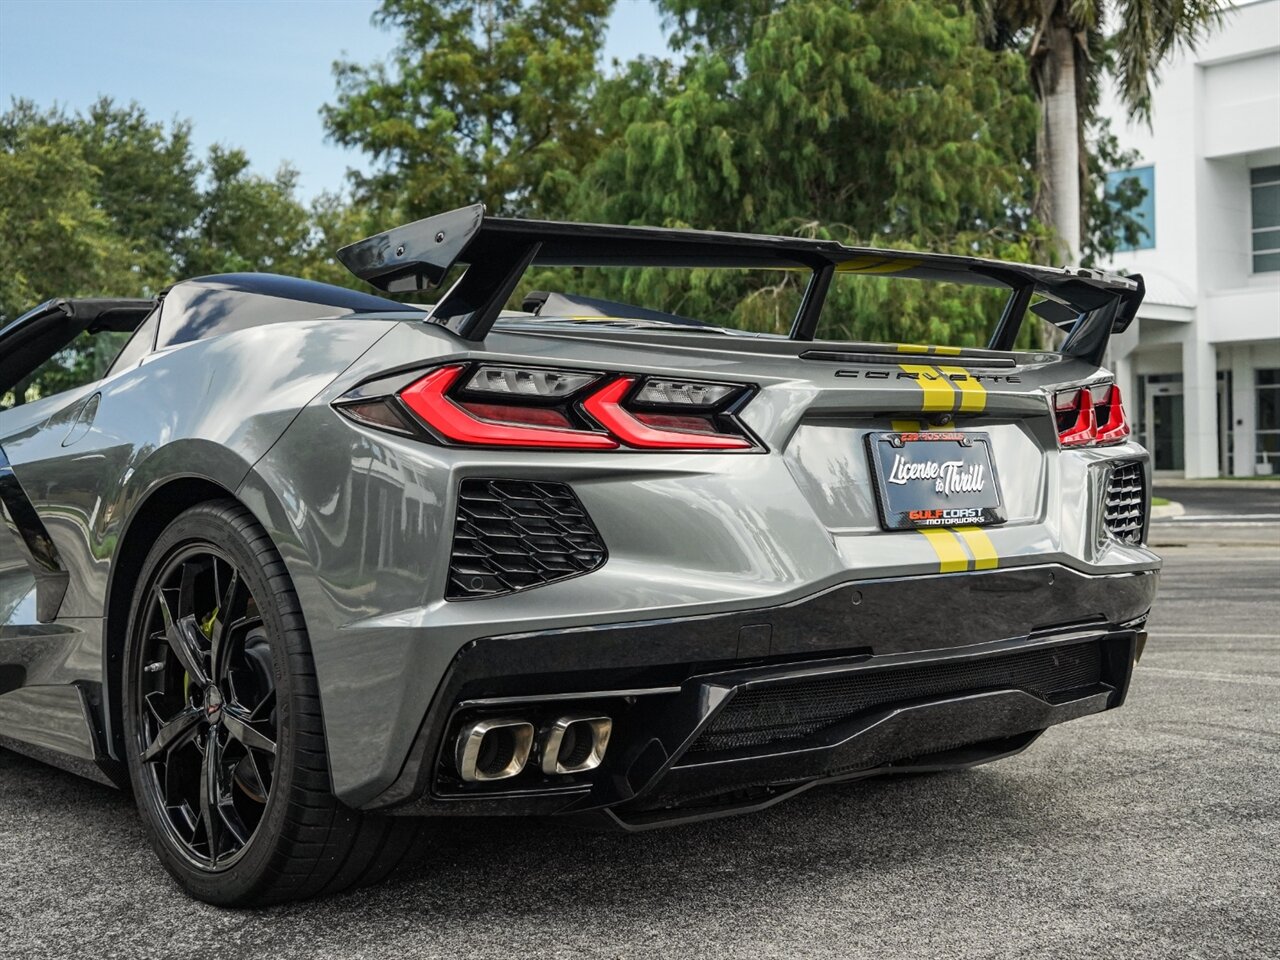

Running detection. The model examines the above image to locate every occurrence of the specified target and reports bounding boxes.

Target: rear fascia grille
[689,641,1104,755]
[1104,461,1146,544]
[447,479,606,600]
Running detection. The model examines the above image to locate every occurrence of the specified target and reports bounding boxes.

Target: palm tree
[971,0,1228,262]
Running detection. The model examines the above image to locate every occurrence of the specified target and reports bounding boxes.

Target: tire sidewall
[122,502,301,904]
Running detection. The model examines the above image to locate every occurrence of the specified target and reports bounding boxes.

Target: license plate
[867,430,1006,530]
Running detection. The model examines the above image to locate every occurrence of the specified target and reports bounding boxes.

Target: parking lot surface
[2,510,1277,959]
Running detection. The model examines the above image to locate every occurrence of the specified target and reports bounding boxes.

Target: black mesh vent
[447,479,606,600]
[689,641,1104,754]
[1104,461,1146,544]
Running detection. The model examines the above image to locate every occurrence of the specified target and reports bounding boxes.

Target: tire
[122,499,424,905]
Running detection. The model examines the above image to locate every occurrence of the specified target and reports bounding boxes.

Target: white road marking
[1136,666,1280,686]
[1149,632,1280,639]
[1154,513,1280,522]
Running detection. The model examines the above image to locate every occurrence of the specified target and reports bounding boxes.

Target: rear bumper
[364,563,1156,819]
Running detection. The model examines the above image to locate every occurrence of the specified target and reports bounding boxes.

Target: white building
[1102,0,1280,477]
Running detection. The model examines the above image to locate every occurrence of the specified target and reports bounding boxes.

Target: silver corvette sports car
[0,206,1159,904]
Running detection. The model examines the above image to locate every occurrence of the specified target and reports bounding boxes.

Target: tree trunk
[1042,22,1081,263]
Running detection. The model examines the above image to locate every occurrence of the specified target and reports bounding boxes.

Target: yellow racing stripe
[837,256,920,274]
[891,419,922,432]
[936,364,987,413]
[895,343,964,356]
[916,528,969,573]
[953,526,998,570]
[897,363,956,412]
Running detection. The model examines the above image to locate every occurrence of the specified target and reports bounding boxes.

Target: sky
[0,0,670,199]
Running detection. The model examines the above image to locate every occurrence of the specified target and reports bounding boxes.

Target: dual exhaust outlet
[455,713,613,783]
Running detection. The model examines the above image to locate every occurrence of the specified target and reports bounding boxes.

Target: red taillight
[398,366,618,449]
[1055,383,1131,448]
[378,364,758,451]
[1094,385,1132,444]
[581,377,754,450]
[458,402,575,428]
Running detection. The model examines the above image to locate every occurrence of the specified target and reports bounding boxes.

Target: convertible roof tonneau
[0,297,157,397]
[5,297,157,332]
[336,203,1143,361]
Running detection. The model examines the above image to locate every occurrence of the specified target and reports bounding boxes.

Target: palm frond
[1112,0,1230,120]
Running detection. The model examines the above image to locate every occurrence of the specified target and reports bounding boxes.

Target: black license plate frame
[867,430,1006,531]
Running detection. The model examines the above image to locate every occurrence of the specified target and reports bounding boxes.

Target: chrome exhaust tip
[540,715,612,775]
[456,718,534,783]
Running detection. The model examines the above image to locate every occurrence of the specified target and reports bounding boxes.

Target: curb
[1151,501,1185,519]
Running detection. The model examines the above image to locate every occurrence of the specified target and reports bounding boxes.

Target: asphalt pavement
[2,498,1277,959]
[1154,479,1280,518]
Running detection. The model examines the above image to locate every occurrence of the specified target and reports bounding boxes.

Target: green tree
[180,146,315,277]
[566,0,1044,345]
[0,98,364,406]
[968,0,1227,261]
[300,191,384,289]
[0,98,358,306]
[0,111,128,323]
[0,98,204,301]
[1081,117,1148,267]
[322,0,613,218]
[70,99,204,284]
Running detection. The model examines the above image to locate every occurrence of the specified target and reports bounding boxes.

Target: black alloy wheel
[123,500,426,905]
[133,546,277,869]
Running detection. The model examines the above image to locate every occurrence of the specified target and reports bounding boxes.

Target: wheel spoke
[223,705,276,756]
[210,567,242,683]
[177,559,201,619]
[206,735,252,854]
[200,733,222,863]
[216,783,252,849]
[155,584,209,687]
[141,704,203,763]
[233,750,268,803]
[229,614,263,635]
[143,690,168,726]
[249,688,276,723]
[140,546,274,868]
[169,801,199,839]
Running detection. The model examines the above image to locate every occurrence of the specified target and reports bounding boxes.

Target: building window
[1107,165,1155,251]
[1258,368,1280,473]
[1252,166,1280,274]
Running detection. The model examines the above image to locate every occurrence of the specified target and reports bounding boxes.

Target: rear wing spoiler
[336,203,1143,363]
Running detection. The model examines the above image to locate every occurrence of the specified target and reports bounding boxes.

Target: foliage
[965,0,1227,251]
[6,0,1197,412]
[1080,117,1148,268]
[0,98,379,315]
[0,98,362,407]
[180,146,315,277]
[322,0,613,219]
[0,115,126,326]
[563,0,1045,344]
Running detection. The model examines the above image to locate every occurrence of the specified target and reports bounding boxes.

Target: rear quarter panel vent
[1103,461,1146,545]
[447,479,606,600]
